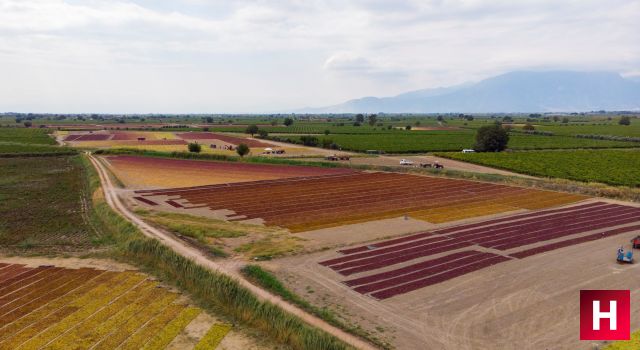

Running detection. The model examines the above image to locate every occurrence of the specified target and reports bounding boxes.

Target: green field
[0,127,57,144]
[273,132,638,153]
[436,149,640,187]
[0,156,101,251]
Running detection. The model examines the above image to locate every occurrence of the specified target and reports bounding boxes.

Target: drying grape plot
[320,202,640,299]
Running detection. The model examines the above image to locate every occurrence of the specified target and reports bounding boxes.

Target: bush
[405,125,412,130]
[283,118,294,127]
[299,135,319,147]
[188,142,202,153]
[522,123,535,131]
[236,143,250,157]
[257,130,269,138]
[474,124,509,152]
[619,116,631,126]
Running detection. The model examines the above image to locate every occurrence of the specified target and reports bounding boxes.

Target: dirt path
[87,153,375,350]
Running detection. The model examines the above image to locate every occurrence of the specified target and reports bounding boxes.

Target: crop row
[510,224,640,259]
[335,201,611,255]
[353,252,507,295]
[320,202,640,299]
[141,171,581,231]
[325,203,636,272]
[370,255,511,300]
[0,263,212,350]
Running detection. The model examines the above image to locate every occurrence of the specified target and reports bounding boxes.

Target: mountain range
[300,71,640,113]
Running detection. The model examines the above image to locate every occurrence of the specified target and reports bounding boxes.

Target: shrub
[619,116,631,125]
[283,118,294,127]
[522,123,535,131]
[188,142,201,153]
[236,143,250,157]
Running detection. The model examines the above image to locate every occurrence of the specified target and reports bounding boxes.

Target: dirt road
[87,154,376,350]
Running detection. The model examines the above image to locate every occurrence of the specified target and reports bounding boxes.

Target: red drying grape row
[337,241,474,276]
[459,205,639,245]
[133,197,158,206]
[344,251,482,287]
[0,266,52,290]
[449,203,631,240]
[323,204,627,268]
[0,265,31,284]
[320,236,452,267]
[337,201,609,255]
[371,255,511,300]
[510,224,640,259]
[485,209,640,250]
[136,172,359,196]
[64,134,112,141]
[165,200,184,208]
[353,252,499,294]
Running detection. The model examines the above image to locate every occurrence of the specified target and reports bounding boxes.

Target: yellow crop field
[0,263,232,350]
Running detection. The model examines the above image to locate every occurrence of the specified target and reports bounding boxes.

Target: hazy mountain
[301,71,640,113]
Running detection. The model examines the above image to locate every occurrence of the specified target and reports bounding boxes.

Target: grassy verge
[79,155,353,350]
[241,265,391,350]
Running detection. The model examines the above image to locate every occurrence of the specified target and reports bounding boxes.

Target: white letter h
[593,300,617,330]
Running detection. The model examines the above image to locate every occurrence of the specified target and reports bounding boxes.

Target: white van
[462,149,476,153]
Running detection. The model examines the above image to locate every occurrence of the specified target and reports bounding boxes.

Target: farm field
[270,198,640,349]
[0,127,57,145]
[0,261,235,350]
[436,149,640,187]
[319,201,640,298]
[104,155,355,188]
[276,132,637,153]
[0,156,99,253]
[133,171,586,232]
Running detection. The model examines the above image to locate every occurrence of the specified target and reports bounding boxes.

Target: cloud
[0,0,638,112]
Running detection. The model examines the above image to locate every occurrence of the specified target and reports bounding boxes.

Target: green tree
[355,114,365,123]
[405,125,412,130]
[474,124,509,152]
[522,123,535,131]
[245,124,259,136]
[205,117,214,123]
[188,142,201,153]
[619,116,631,125]
[562,117,569,123]
[236,143,250,157]
[299,135,319,146]
[283,118,294,126]
[324,129,330,135]
[368,114,377,126]
[257,129,268,138]
[23,121,32,128]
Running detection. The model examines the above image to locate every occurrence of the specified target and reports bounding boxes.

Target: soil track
[87,153,376,350]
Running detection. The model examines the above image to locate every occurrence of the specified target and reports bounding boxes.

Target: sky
[0,0,639,113]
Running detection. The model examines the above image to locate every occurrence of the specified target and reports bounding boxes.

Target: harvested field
[0,262,233,350]
[105,155,355,188]
[136,172,586,231]
[318,201,640,299]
